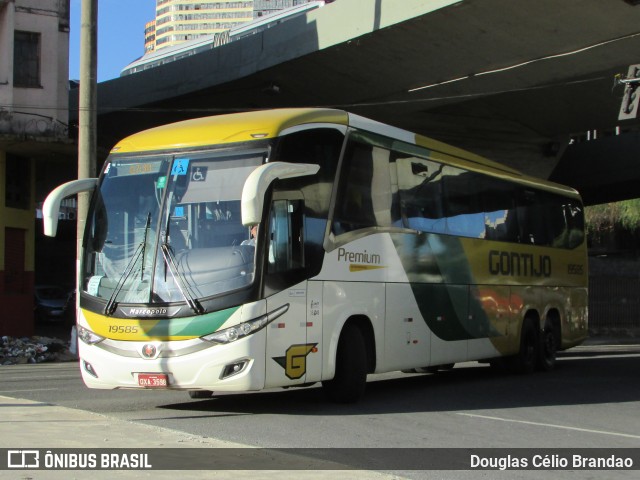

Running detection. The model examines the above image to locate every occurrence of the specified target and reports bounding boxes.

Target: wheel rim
[542,329,556,364]
[522,325,537,371]
[525,335,536,364]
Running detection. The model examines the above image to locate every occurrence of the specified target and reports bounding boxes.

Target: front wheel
[322,324,367,403]
[188,390,213,399]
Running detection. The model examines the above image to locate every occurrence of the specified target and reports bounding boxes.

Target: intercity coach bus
[43,108,588,402]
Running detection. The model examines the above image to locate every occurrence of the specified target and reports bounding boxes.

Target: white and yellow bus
[44,108,588,402]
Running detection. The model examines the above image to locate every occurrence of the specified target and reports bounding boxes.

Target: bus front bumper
[77,329,267,392]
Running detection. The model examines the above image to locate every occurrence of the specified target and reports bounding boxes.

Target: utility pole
[78,0,97,283]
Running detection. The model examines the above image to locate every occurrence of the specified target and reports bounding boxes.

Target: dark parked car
[34,285,68,323]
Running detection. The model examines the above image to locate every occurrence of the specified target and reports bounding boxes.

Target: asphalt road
[2,343,640,479]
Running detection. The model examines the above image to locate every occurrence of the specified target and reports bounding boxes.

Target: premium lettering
[337,247,381,265]
[489,250,551,277]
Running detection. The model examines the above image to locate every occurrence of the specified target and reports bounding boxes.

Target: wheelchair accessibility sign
[191,167,207,182]
[171,158,189,175]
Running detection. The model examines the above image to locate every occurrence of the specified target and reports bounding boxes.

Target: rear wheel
[508,318,538,374]
[322,323,367,403]
[537,321,558,371]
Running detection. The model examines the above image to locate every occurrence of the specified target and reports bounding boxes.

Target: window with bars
[13,31,41,88]
[5,155,30,210]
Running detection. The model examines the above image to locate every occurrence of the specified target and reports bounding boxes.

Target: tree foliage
[586,199,640,234]
[586,199,640,251]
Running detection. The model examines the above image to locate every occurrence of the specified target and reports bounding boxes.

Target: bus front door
[263,198,318,388]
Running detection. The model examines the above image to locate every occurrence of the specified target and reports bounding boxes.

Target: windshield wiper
[160,183,204,315]
[160,242,205,315]
[139,212,151,280]
[104,213,151,316]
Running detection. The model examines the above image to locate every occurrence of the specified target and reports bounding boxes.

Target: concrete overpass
[91,0,640,205]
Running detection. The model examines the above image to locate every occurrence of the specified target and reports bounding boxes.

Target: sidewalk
[584,329,640,345]
[0,395,400,480]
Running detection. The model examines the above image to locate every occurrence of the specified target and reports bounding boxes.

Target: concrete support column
[77,0,97,288]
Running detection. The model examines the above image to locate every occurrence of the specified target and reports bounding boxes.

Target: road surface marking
[457,413,640,440]
[0,375,79,381]
[0,388,60,393]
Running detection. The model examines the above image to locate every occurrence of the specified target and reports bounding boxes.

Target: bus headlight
[203,304,289,345]
[78,325,105,345]
[203,315,269,344]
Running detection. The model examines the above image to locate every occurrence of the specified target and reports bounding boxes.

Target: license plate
[137,373,168,388]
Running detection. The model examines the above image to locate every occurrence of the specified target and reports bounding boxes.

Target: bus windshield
[82,147,266,311]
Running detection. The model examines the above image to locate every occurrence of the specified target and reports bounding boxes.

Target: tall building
[0,0,72,336]
[253,1,312,18]
[144,19,156,54]
[149,1,255,52]
[146,1,318,52]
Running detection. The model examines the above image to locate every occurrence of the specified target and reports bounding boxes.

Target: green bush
[586,199,640,250]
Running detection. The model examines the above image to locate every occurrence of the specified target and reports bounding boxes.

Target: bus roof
[110,108,580,199]
[110,108,348,153]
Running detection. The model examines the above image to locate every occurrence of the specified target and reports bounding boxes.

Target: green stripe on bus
[392,233,494,341]
[145,306,239,337]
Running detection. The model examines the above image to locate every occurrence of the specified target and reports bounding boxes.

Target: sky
[69,0,156,82]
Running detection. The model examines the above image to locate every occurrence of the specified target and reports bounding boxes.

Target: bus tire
[489,358,506,371]
[424,363,454,373]
[188,390,213,399]
[322,323,367,403]
[537,321,558,371]
[508,318,538,374]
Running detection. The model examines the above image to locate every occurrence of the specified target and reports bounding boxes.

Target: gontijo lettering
[489,250,551,277]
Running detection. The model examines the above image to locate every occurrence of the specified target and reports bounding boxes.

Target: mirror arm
[241,162,319,226]
[43,178,98,236]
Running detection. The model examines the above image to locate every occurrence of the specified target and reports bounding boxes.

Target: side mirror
[43,178,98,236]
[241,162,319,226]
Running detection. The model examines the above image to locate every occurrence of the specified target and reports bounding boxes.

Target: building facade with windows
[253,0,312,18]
[146,0,317,52]
[150,1,255,51]
[145,19,156,53]
[0,0,72,336]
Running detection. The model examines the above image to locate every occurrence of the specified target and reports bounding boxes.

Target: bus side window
[441,167,485,238]
[333,143,377,233]
[481,177,519,243]
[517,190,557,247]
[396,157,445,233]
[268,199,304,274]
[564,201,585,248]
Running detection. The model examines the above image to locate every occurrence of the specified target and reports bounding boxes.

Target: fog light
[82,360,98,378]
[221,360,247,379]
